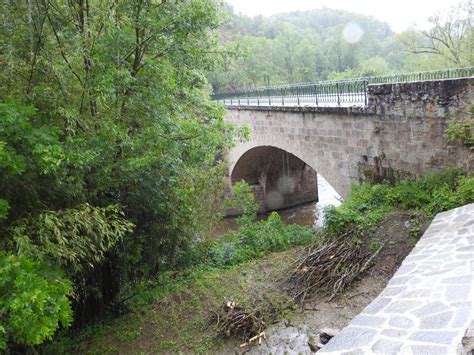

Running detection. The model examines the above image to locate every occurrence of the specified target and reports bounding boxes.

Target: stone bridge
[224,78,473,213]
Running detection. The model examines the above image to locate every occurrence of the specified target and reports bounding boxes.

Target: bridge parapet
[369,77,473,119]
[213,67,474,109]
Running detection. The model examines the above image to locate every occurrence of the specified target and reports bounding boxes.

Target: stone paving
[319,203,474,355]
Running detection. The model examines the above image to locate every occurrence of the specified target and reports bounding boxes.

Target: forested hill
[222,7,393,41]
[207,3,472,91]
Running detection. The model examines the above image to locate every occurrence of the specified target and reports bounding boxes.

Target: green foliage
[324,183,392,238]
[209,8,398,89]
[0,0,239,343]
[323,168,472,240]
[224,180,259,226]
[387,168,469,214]
[11,204,134,274]
[0,199,9,221]
[0,253,73,349]
[207,212,314,267]
[409,217,424,241]
[456,176,474,204]
[445,120,474,148]
[176,212,314,270]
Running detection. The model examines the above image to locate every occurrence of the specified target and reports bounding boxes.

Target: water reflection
[211,174,342,240]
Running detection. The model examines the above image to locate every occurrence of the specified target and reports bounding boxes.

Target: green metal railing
[212,67,474,107]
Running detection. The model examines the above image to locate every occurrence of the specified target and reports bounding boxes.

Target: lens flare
[342,22,364,44]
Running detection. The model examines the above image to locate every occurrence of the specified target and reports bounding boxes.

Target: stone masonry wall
[319,203,474,354]
[226,78,473,197]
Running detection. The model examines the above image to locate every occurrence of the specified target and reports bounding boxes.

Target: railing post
[336,83,340,106]
[296,86,300,106]
[314,84,318,107]
[246,91,249,106]
[230,98,233,105]
[268,87,271,106]
[364,80,368,106]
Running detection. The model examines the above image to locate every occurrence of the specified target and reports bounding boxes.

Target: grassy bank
[47,168,473,354]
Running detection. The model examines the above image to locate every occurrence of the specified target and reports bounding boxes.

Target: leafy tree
[400,0,473,66]
[0,253,73,350]
[225,180,259,226]
[0,0,237,342]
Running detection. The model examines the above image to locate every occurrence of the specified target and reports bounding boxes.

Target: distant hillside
[207,4,460,91]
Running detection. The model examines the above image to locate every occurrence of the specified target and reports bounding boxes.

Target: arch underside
[229,146,318,214]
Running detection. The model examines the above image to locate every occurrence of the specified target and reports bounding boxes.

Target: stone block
[409,331,457,344]
[371,339,403,354]
[321,327,377,352]
[419,311,453,329]
[388,316,415,329]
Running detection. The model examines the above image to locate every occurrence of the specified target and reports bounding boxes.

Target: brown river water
[213,174,342,238]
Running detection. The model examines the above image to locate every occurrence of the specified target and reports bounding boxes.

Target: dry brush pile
[208,296,284,347]
[283,236,383,304]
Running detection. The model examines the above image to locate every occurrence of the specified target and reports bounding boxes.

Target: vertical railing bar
[315,84,318,107]
[364,80,368,106]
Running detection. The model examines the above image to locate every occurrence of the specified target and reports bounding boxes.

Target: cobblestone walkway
[320,203,474,355]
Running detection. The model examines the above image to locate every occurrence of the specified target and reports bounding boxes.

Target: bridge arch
[228,131,348,201]
[229,145,319,213]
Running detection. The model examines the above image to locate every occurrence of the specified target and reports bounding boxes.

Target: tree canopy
[208,1,473,92]
[0,0,237,349]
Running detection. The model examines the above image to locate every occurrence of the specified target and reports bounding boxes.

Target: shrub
[10,204,134,274]
[170,211,315,272]
[456,176,474,205]
[208,212,315,267]
[445,120,474,148]
[0,253,73,350]
[323,168,471,240]
[224,180,260,226]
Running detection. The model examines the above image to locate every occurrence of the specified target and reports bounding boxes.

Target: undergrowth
[46,209,314,353]
[47,168,473,353]
[324,167,473,239]
[118,212,314,311]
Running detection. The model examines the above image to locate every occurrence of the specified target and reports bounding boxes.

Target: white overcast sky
[225,0,463,32]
